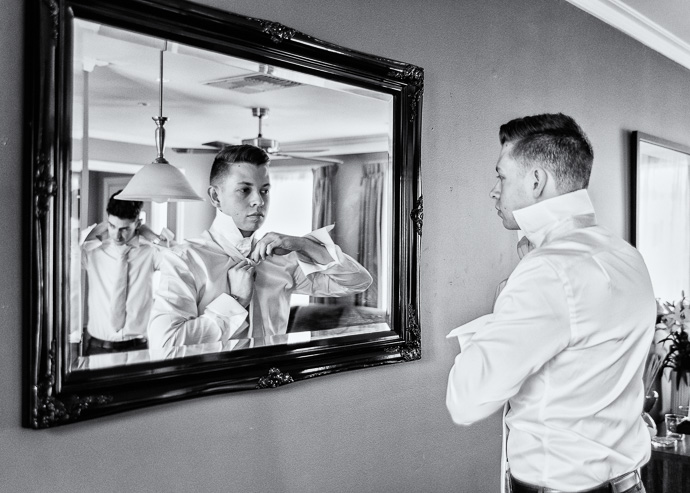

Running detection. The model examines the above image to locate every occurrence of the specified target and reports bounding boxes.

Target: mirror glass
[635,133,690,302]
[69,18,394,371]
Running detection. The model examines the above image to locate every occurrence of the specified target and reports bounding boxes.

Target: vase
[668,371,690,415]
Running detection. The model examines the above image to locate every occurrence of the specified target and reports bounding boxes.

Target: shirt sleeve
[79,223,103,254]
[446,257,571,425]
[147,249,248,348]
[148,228,175,271]
[291,225,373,296]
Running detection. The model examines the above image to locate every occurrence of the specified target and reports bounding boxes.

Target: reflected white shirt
[82,231,162,342]
[148,211,372,348]
[446,189,656,490]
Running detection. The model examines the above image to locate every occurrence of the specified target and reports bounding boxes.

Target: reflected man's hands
[83,221,109,242]
[228,259,255,307]
[138,224,175,247]
[248,232,300,263]
[248,232,332,265]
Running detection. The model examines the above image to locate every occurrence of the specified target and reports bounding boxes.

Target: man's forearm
[295,236,333,265]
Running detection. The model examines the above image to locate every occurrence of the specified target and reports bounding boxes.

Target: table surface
[646,430,690,493]
[651,429,690,463]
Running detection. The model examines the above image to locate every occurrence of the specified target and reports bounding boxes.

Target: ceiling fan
[172,107,342,164]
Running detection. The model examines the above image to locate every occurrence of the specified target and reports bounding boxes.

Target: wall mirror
[26,0,423,428]
[633,131,690,302]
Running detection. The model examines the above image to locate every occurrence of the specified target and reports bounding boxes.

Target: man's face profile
[489,143,533,230]
[108,215,139,245]
[210,162,271,236]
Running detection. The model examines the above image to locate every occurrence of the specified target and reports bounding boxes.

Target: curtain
[637,151,690,302]
[312,165,337,230]
[356,162,384,308]
[311,165,337,305]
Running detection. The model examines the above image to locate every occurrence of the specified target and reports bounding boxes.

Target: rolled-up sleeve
[446,258,571,425]
[148,249,248,349]
[291,226,372,296]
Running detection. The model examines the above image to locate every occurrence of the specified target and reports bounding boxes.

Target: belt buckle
[610,471,639,493]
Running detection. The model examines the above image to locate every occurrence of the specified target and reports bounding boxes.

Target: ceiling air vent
[204,66,301,94]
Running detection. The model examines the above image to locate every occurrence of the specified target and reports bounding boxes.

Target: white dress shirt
[446,189,656,490]
[148,211,373,348]
[82,230,162,342]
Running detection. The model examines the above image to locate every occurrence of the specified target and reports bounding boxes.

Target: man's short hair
[499,113,593,193]
[209,144,270,187]
[106,190,143,221]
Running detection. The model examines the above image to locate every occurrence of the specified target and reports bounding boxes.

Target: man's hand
[138,224,158,243]
[227,259,255,307]
[248,232,298,263]
[249,232,333,265]
[83,221,109,242]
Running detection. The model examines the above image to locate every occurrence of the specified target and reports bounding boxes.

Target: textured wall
[2,0,690,492]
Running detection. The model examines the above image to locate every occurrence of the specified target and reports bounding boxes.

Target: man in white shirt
[148,144,372,349]
[81,191,172,356]
[446,114,655,493]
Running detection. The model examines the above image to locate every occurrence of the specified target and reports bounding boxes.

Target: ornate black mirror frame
[24,0,423,428]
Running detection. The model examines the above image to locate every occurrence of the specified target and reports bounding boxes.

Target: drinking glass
[665,413,685,440]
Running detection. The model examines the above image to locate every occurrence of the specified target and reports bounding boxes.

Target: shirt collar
[208,209,254,257]
[513,189,596,248]
[104,232,140,252]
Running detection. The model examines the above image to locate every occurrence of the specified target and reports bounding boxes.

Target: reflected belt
[87,336,148,351]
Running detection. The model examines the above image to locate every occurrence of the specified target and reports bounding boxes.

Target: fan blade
[171,147,220,154]
[271,152,343,165]
[172,140,234,154]
[202,141,233,148]
[278,148,327,153]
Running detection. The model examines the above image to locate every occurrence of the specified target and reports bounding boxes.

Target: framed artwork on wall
[632,131,690,302]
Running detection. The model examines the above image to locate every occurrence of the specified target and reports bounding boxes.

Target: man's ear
[207,185,221,209]
[530,167,548,199]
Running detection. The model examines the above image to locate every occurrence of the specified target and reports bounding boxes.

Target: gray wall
[2,0,690,492]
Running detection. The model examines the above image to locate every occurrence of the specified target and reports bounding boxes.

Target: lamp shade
[117,47,204,204]
[116,160,203,203]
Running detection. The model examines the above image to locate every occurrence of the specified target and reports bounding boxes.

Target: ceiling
[564,0,690,70]
[73,19,393,161]
[76,3,689,162]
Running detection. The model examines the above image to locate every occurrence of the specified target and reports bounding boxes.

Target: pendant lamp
[117,43,203,203]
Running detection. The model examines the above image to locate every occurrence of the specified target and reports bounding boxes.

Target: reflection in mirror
[69,19,394,370]
[635,132,690,301]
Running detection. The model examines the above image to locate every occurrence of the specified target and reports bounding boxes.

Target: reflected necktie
[111,246,131,332]
[236,237,252,257]
[249,292,264,339]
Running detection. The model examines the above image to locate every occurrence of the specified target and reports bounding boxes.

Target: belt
[88,336,148,351]
[510,470,641,493]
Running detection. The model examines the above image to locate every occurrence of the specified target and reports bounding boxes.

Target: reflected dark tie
[111,246,131,332]
[249,294,263,339]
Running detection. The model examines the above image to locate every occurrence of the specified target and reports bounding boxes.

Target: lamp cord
[158,41,166,118]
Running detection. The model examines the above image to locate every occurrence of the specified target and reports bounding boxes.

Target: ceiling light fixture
[117,42,203,203]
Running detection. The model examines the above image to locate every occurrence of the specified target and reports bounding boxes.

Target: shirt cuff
[79,223,103,251]
[298,224,340,275]
[204,293,249,339]
[446,314,494,350]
